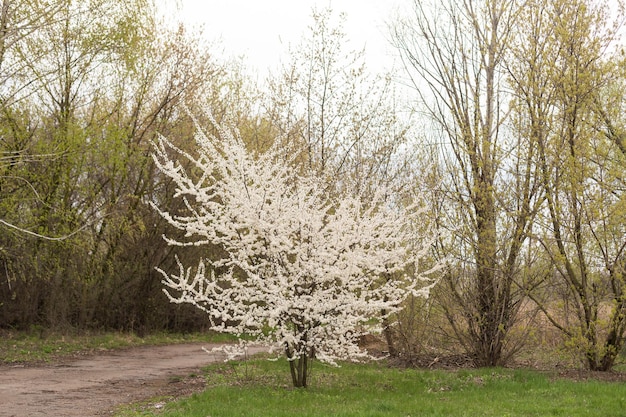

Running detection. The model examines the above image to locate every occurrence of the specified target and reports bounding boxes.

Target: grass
[116,358,626,417]
[3,329,625,416]
[0,328,236,363]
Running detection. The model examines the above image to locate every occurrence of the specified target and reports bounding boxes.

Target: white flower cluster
[151,111,440,365]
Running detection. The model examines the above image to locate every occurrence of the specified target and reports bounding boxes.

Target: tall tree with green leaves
[510,0,626,371]
[0,0,226,331]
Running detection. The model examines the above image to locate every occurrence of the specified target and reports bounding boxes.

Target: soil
[388,353,626,382]
[2,343,625,417]
[0,343,265,417]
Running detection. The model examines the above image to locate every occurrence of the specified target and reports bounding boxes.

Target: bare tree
[393,0,542,366]
[266,8,411,197]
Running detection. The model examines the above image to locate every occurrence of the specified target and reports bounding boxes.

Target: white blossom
[151,110,441,372]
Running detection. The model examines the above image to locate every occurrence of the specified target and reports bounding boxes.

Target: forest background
[0,0,625,372]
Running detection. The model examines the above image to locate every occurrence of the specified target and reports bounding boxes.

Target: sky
[159,0,405,77]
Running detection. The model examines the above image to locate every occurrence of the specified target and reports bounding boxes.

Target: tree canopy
[151,110,440,387]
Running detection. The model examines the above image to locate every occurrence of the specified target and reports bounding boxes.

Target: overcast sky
[160,0,404,76]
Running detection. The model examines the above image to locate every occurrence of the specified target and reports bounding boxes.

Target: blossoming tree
[151,112,440,387]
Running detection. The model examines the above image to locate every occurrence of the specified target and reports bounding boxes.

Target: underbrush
[116,358,626,417]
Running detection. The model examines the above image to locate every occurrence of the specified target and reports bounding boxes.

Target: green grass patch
[117,359,626,417]
[0,329,236,364]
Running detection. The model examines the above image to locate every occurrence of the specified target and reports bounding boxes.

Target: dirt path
[0,343,262,417]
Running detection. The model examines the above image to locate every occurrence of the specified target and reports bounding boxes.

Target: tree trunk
[286,341,309,388]
[288,353,308,388]
[382,315,398,358]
